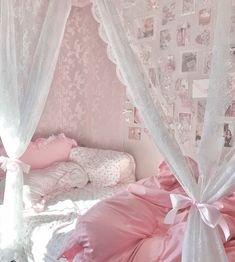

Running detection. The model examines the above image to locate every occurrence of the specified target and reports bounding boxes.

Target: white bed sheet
[0,183,127,262]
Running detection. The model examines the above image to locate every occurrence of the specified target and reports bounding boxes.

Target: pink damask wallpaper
[36,5,125,151]
[36,4,162,180]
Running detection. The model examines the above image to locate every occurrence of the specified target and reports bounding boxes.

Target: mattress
[0,183,127,262]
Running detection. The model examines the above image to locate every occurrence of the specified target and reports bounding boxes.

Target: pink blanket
[60,159,235,262]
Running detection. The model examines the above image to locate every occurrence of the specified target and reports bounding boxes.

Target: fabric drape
[93,0,235,261]
[0,1,71,261]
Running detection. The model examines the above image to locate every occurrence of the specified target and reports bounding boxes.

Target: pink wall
[36,5,161,180]
[36,6,125,151]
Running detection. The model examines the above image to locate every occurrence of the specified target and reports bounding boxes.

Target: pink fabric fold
[60,159,235,262]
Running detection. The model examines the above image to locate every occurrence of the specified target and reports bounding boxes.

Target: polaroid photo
[199,8,211,26]
[182,0,195,16]
[177,22,191,46]
[177,112,192,144]
[228,74,235,90]
[195,29,211,46]
[182,51,197,73]
[225,101,235,117]
[224,123,234,147]
[162,2,176,25]
[179,113,192,130]
[175,79,190,107]
[138,45,152,65]
[175,78,189,95]
[226,75,235,100]
[128,127,142,140]
[192,79,209,98]
[166,55,176,73]
[160,29,171,50]
[133,107,141,124]
[203,52,212,74]
[197,100,207,123]
[136,17,154,39]
[160,74,174,100]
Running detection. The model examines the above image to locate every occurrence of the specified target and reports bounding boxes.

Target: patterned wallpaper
[36,5,126,151]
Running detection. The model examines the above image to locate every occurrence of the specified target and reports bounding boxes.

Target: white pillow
[69,147,136,187]
[23,161,88,212]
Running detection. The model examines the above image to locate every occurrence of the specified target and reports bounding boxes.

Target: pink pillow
[23,161,88,212]
[69,147,136,187]
[66,176,183,262]
[0,133,77,170]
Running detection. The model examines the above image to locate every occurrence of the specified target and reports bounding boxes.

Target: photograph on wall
[203,52,212,74]
[175,78,191,107]
[182,51,197,72]
[160,74,175,102]
[199,8,211,26]
[136,17,154,39]
[128,127,142,140]
[166,55,176,73]
[224,123,233,147]
[138,45,152,65]
[192,79,209,98]
[176,22,191,46]
[179,113,191,130]
[225,101,235,117]
[160,29,171,50]
[195,29,210,46]
[178,112,192,144]
[182,0,195,15]
[175,78,189,95]
[227,75,235,98]
[133,107,141,124]
[162,2,176,25]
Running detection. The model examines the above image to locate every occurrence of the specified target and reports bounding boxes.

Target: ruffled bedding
[0,183,128,262]
[62,160,235,262]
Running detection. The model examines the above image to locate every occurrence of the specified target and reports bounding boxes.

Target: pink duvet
[60,159,235,262]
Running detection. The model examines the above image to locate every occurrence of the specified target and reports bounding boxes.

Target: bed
[0,135,136,262]
[23,183,128,262]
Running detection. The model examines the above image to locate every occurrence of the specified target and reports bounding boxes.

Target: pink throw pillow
[23,161,89,212]
[0,133,77,170]
[69,147,136,187]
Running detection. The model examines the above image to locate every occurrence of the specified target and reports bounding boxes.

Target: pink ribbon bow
[164,193,230,241]
[0,156,30,174]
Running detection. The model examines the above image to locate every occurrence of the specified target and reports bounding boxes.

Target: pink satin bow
[0,156,30,174]
[164,193,230,241]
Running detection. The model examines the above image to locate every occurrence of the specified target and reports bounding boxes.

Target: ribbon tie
[0,156,30,174]
[164,194,230,241]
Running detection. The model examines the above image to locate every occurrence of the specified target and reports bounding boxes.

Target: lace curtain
[0,0,71,261]
[93,0,235,261]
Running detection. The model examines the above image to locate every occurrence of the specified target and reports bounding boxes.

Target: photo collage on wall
[123,99,143,141]
[121,0,235,149]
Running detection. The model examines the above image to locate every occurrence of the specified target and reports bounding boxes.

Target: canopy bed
[1,0,235,262]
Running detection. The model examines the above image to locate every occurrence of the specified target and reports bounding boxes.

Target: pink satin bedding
[60,160,235,262]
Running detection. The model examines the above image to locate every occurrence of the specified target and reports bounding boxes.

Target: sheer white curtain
[93,0,234,261]
[0,0,71,261]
